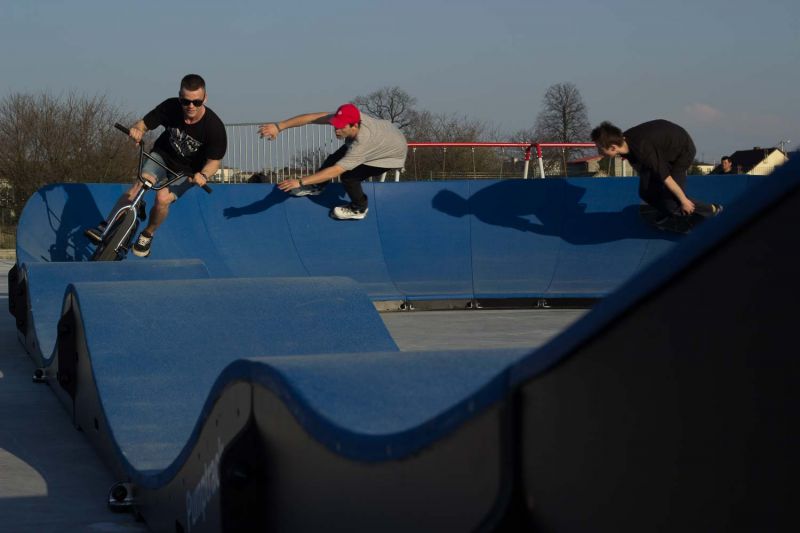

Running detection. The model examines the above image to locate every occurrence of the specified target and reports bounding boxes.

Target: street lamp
[778,140,791,163]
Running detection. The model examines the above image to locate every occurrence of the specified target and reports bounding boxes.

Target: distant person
[258,103,407,220]
[591,120,723,228]
[85,74,227,257]
[712,156,736,175]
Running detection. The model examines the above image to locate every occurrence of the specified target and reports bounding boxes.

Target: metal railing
[219,122,596,182]
[221,122,342,183]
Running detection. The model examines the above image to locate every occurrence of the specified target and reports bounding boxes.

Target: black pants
[640,170,716,218]
[320,145,393,211]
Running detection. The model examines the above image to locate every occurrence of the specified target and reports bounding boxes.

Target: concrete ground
[0,259,148,532]
[0,257,587,531]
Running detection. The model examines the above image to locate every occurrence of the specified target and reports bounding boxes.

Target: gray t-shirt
[337,114,408,171]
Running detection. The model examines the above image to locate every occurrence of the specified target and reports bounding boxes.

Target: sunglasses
[179,97,204,107]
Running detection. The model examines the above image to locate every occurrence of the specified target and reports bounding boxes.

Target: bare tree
[532,82,591,176]
[405,111,509,179]
[0,92,137,220]
[349,86,529,179]
[353,86,418,132]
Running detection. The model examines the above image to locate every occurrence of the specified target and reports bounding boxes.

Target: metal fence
[219,122,597,183]
[220,123,343,183]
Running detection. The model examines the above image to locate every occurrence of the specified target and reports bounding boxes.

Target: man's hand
[680,197,696,215]
[277,178,301,192]
[258,122,280,140]
[664,175,695,216]
[129,127,145,145]
[190,172,208,188]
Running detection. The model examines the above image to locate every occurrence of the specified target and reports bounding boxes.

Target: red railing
[406,142,596,179]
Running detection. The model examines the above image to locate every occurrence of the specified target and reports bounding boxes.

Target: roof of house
[727,147,782,173]
[708,147,786,174]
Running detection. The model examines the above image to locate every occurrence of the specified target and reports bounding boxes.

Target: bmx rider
[85,74,226,256]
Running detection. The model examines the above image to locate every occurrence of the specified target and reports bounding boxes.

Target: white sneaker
[331,205,368,220]
[288,184,324,197]
[132,232,153,257]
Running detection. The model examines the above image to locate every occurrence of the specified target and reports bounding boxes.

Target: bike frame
[93,123,212,259]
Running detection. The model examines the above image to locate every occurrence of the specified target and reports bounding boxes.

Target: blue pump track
[8,171,799,532]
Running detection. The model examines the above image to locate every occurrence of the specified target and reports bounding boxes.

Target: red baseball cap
[329,103,361,129]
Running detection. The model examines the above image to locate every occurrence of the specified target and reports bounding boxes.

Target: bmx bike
[89,123,212,261]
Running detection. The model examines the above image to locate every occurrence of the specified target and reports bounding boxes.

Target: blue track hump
[16,177,751,302]
[202,184,307,276]
[70,276,397,474]
[281,182,402,299]
[12,167,794,531]
[121,190,233,276]
[23,259,210,364]
[376,181,474,300]
[465,177,747,298]
[465,179,569,297]
[243,347,531,460]
[16,183,125,264]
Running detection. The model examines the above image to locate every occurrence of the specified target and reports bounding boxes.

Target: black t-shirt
[624,120,696,195]
[143,98,227,175]
[711,166,735,175]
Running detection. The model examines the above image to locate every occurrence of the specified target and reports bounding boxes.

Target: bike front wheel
[91,210,138,261]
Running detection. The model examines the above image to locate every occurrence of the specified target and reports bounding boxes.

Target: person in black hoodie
[591,120,723,226]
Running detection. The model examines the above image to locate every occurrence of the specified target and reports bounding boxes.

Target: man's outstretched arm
[277,164,345,193]
[258,112,332,139]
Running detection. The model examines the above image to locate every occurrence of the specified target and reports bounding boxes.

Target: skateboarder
[258,103,407,220]
[591,120,723,231]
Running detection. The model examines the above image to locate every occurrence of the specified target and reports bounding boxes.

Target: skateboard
[639,204,703,234]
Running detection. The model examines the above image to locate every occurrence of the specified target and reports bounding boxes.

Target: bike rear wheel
[91,210,138,261]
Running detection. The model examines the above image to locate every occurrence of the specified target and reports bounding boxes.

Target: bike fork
[100,188,148,241]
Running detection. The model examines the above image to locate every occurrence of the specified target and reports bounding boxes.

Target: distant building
[709,147,789,175]
[567,155,634,177]
[695,163,715,175]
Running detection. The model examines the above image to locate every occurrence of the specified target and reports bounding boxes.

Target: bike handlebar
[114,122,212,194]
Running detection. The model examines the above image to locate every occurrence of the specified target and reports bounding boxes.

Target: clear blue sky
[1,0,798,163]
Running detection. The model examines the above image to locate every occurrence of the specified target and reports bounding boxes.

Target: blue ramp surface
[463,176,753,298]
[20,259,210,365]
[61,277,397,474]
[9,172,774,531]
[47,160,797,531]
[15,177,753,302]
[376,181,473,300]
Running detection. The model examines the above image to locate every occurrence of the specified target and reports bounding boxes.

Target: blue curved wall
[16,176,755,302]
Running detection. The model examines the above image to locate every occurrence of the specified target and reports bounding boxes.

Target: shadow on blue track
[432,179,681,244]
[37,184,104,262]
[222,185,348,219]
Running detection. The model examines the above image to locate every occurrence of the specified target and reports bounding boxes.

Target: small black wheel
[107,481,135,512]
[91,210,138,261]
